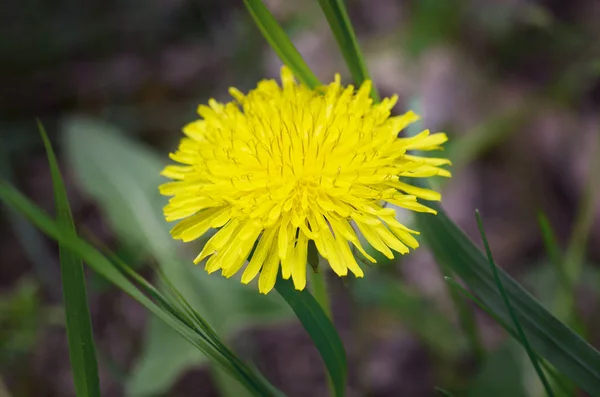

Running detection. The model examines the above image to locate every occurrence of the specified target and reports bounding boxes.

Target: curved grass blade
[476,211,554,397]
[38,120,100,397]
[0,181,283,397]
[415,201,600,396]
[316,0,379,101]
[243,0,320,89]
[275,276,347,397]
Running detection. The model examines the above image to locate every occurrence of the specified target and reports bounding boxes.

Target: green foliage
[39,121,101,397]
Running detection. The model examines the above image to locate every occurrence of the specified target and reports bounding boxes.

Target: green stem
[311,270,332,320]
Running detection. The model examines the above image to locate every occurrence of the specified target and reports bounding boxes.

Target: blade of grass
[475,210,554,397]
[0,180,283,397]
[38,120,100,397]
[275,276,347,397]
[243,0,320,89]
[316,0,379,101]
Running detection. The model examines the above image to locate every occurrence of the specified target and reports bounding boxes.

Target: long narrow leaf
[38,121,100,397]
[243,0,320,89]
[476,211,554,397]
[0,181,282,397]
[415,202,600,396]
[275,277,347,397]
[316,0,379,100]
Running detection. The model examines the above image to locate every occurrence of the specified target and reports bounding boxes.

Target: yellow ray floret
[159,66,451,294]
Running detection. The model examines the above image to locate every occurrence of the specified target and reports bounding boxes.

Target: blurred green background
[1,0,599,396]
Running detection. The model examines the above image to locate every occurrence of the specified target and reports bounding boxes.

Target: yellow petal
[241,228,277,284]
[291,232,308,290]
[258,242,280,294]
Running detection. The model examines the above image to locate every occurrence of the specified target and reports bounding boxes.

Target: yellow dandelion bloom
[160,66,451,294]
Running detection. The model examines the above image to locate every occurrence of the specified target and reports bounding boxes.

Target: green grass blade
[316,0,379,101]
[475,211,554,397]
[414,199,600,395]
[0,181,282,397]
[38,121,100,397]
[275,277,347,397]
[243,0,320,89]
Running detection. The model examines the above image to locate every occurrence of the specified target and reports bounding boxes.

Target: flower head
[160,66,450,294]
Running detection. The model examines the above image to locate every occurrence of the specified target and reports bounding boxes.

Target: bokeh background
[1,0,599,396]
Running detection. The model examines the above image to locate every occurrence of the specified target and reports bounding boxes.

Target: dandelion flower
[160,66,451,294]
